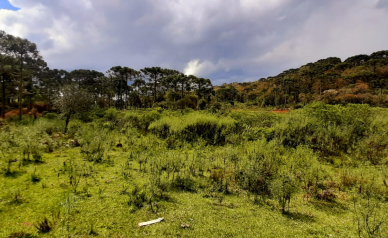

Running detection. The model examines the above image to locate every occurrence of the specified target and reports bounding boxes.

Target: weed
[34,217,52,233]
[31,168,41,183]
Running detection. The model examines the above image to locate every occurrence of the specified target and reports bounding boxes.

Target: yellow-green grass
[0,148,379,238]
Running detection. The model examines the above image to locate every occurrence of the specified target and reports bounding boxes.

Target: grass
[0,148,377,237]
[1,105,387,237]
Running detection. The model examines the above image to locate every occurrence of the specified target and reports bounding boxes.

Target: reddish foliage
[3,103,48,119]
[272,109,289,113]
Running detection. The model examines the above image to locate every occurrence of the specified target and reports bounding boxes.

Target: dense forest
[1,30,388,121]
[0,30,213,118]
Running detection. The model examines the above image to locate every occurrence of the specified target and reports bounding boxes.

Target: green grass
[0,149,362,237]
[1,106,388,237]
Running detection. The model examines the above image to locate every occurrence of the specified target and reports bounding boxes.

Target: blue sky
[0,0,388,85]
[0,0,19,11]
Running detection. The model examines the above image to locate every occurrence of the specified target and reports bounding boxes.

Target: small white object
[138,217,164,227]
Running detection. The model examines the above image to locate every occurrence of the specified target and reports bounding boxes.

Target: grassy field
[1,103,388,237]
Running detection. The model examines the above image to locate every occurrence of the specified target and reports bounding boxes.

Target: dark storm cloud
[1,0,388,84]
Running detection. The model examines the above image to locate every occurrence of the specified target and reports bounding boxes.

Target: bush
[35,118,64,135]
[128,185,147,211]
[171,177,197,192]
[198,99,207,110]
[43,113,59,120]
[67,119,83,137]
[123,109,161,132]
[34,217,52,233]
[148,112,237,145]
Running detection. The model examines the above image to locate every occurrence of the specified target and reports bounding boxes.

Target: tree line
[2,29,388,120]
[219,51,388,108]
[0,30,213,119]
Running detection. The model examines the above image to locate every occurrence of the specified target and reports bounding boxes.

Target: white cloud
[184,60,219,76]
[0,0,387,84]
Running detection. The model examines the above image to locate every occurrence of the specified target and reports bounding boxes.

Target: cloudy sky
[1,0,388,85]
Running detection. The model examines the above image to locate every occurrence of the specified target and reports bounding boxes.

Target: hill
[215,51,388,108]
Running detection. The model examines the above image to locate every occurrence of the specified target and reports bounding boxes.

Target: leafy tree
[107,66,139,109]
[132,78,146,96]
[1,33,46,119]
[141,67,164,103]
[68,69,104,103]
[175,74,190,98]
[53,84,94,133]
[216,86,238,102]
[38,68,69,109]
[192,76,212,99]
[0,54,17,117]
[370,50,388,60]
[344,54,370,67]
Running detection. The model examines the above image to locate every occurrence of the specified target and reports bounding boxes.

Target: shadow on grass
[22,159,45,166]
[3,170,24,178]
[282,211,316,223]
[211,202,238,209]
[6,231,37,238]
[310,200,349,214]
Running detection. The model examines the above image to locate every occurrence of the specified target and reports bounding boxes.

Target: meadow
[1,102,388,237]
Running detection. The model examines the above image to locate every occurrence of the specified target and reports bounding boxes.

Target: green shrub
[149,112,237,145]
[128,185,147,211]
[43,113,59,120]
[67,119,83,137]
[171,176,197,192]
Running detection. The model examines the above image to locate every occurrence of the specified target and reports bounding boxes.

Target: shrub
[34,217,52,233]
[128,185,147,211]
[67,120,83,137]
[43,113,59,120]
[123,110,161,132]
[171,177,197,192]
[315,189,336,202]
[35,118,64,135]
[198,99,207,110]
[148,112,237,145]
[31,173,41,183]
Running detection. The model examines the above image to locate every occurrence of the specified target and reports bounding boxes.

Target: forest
[1,30,388,118]
[1,32,388,237]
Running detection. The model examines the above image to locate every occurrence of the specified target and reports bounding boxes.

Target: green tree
[108,66,139,109]
[192,76,212,99]
[141,67,164,103]
[2,33,46,119]
[215,86,238,102]
[53,84,94,133]
[38,69,69,109]
[0,55,17,117]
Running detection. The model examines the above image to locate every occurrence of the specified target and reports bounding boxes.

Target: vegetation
[1,30,388,118]
[1,29,388,237]
[1,104,388,237]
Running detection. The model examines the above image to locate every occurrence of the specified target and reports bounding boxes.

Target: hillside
[215,51,388,108]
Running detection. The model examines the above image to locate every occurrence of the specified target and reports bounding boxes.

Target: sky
[1,0,388,85]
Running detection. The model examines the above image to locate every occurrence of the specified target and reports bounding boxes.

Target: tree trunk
[18,78,23,121]
[64,114,71,133]
[153,76,157,103]
[1,75,5,118]
[28,94,32,111]
[19,55,24,121]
